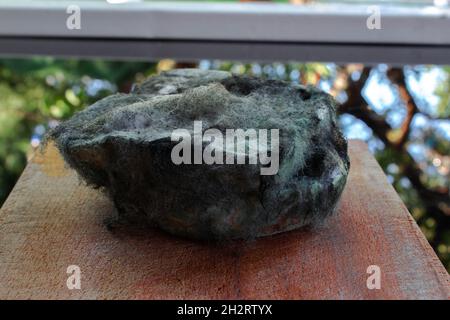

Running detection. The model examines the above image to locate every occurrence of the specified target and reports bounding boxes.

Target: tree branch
[338,67,392,146]
[386,68,419,149]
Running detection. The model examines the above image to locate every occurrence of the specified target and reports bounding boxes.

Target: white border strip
[0,1,449,45]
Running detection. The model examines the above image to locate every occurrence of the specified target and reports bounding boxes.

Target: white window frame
[0,1,449,64]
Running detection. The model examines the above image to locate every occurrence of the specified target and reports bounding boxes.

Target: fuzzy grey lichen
[49,69,350,240]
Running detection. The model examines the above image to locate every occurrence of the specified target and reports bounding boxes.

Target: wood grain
[0,140,448,299]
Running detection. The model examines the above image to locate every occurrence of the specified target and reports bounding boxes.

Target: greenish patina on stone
[49,69,350,240]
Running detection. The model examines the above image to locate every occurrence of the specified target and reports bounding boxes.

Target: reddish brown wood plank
[0,140,448,299]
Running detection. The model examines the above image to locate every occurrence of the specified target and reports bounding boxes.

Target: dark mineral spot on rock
[49,68,350,241]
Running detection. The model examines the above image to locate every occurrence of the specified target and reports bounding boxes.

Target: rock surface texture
[49,69,350,240]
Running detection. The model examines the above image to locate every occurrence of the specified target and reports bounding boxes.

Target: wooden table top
[0,140,448,299]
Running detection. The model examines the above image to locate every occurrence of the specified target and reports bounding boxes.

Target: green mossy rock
[49,69,350,240]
